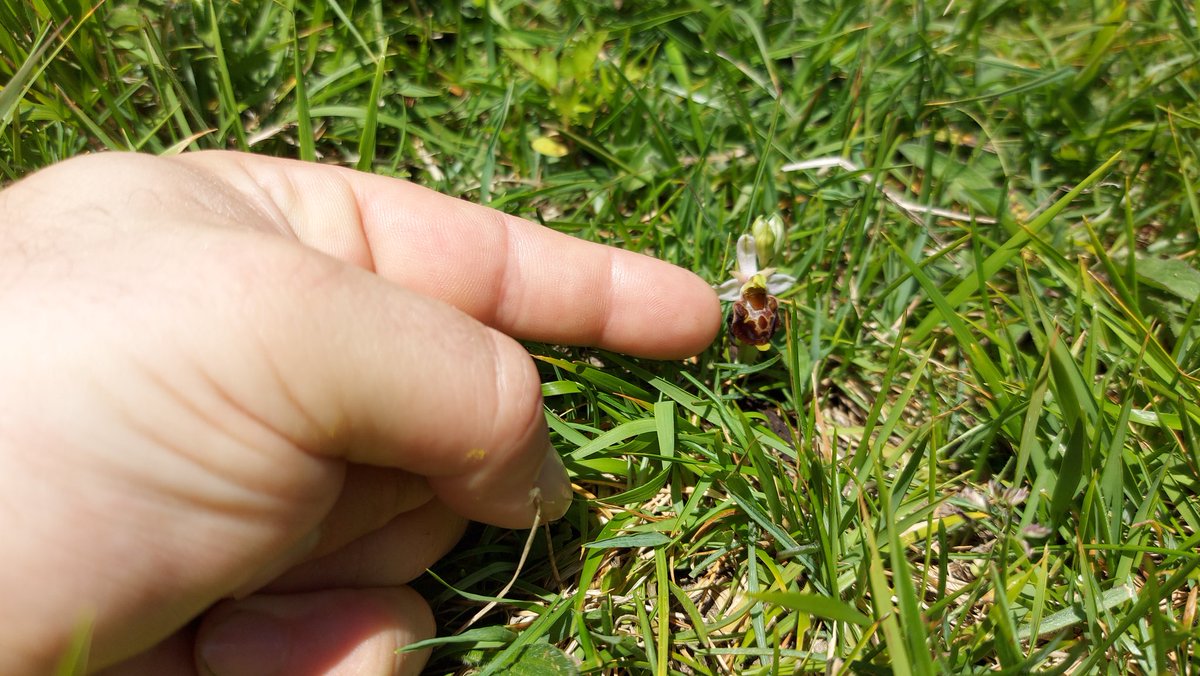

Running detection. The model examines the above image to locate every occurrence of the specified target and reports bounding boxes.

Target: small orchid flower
[714,222,796,351]
[714,232,796,301]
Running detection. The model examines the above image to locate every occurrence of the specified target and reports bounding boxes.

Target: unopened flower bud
[751,214,785,267]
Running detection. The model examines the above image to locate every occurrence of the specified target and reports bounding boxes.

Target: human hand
[0,152,720,675]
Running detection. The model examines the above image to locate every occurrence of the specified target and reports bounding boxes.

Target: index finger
[177,152,722,359]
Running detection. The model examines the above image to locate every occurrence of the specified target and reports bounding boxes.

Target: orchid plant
[715,215,796,352]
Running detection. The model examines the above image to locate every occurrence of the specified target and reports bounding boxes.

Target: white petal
[736,234,759,276]
[714,278,742,301]
[958,488,990,512]
[766,273,796,295]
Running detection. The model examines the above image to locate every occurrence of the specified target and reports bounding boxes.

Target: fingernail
[199,610,288,676]
[533,444,572,523]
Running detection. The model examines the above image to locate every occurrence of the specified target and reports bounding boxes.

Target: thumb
[195,588,434,676]
[197,236,572,528]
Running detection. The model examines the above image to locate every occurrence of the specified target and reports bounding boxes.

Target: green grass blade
[355,37,387,173]
[290,6,314,162]
[909,152,1123,344]
[0,22,53,134]
[750,591,871,626]
[205,0,248,150]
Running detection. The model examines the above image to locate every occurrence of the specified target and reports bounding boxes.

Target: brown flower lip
[728,281,780,348]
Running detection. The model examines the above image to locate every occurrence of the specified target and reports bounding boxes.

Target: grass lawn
[5,1,1200,673]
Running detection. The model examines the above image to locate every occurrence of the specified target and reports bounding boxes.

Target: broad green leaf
[1016,585,1135,641]
[584,532,672,549]
[542,380,583,397]
[398,625,516,652]
[750,591,871,626]
[508,642,580,676]
[600,466,672,505]
[478,598,573,676]
[534,356,652,400]
[570,418,657,460]
[1132,255,1200,301]
[1049,418,1088,526]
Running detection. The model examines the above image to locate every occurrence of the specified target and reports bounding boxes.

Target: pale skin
[0,152,721,675]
